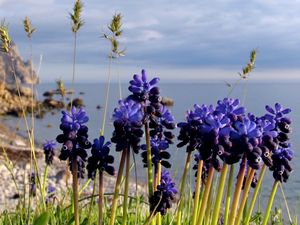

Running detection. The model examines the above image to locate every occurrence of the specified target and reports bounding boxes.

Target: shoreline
[0,122,147,211]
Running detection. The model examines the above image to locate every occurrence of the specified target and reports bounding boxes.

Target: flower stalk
[234,168,255,225]
[176,151,192,225]
[109,150,127,225]
[211,163,229,225]
[228,158,246,225]
[122,148,131,225]
[262,181,279,225]
[224,165,235,225]
[196,166,215,225]
[191,160,203,225]
[98,171,103,225]
[244,165,266,224]
[145,121,154,198]
[71,156,79,225]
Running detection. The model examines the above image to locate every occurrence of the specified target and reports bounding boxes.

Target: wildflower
[265,103,291,123]
[215,98,246,121]
[141,136,171,168]
[43,140,56,165]
[46,185,56,205]
[29,172,36,197]
[111,99,144,153]
[149,105,176,141]
[192,153,210,183]
[56,106,91,178]
[150,170,177,215]
[271,145,293,182]
[228,116,263,169]
[128,69,160,102]
[87,136,115,179]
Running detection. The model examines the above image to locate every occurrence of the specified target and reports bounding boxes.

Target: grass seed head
[70,0,84,33]
[23,16,36,38]
[0,19,11,53]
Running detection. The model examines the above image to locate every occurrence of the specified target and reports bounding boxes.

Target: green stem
[279,183,293,223]
[98,171,103,225]
[196,166,215,225]
[211,164,229,225]
[145,121,154,198]
[228,158,246,225]
[109,150,127,225]
[176,151,192,225]
[204,182,214,225]
[224,165,235,225]
[100,57,112,136]
[157,162,162,225]
[72,156,79,225]
[235,168,255,225]
[42,165,49,201]
[122,148,131,225]
[70,32,77,108]
[244,165,266,224]
[191,160,203,225]
[262,181,279,225]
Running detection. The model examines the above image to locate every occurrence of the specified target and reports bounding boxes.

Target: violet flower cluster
[87,136,115,179]
[56,107,91,178]
[149,170,177,215]
[43,140,56,165]
[179,99,293,183]
[128,70,176,169]
[111,99,144,153]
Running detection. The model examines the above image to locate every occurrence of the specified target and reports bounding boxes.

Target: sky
[1,0,300,82]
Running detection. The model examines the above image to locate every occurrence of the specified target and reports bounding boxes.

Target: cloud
[1,0,300,81]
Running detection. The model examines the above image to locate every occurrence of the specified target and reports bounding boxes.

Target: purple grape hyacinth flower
[128,69,160,97]
[271,144,294,182]
[141,136,171,168]
[150,170,177,215]
[265,103,291,123]
[216,98,246,119]
[87,136,115,179]
[111,99,144,153]
[56,107,91,179]
[60,106,89,132]
[112,99,143,124]
[43,140,56,165]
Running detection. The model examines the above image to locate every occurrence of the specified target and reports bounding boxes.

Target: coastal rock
[43,98,65,109]
[0,42,38,85]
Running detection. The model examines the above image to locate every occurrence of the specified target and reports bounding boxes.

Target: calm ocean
[2,81,300,215]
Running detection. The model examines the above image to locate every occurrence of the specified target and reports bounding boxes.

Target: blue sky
[1,0,300,82]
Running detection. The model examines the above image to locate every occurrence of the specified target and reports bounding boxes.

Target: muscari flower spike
[29,172,36,197]
[177,104,213,152]
[141,136,171,169]
[111,99,144,153]
[271,145,294,182]
[56,106,91,178]
[43,140,56,165]
[215,98,246,121]
[87,136,115,179]
[128,69,160,103]
[149,170,177,215]
[46,185,56,205]
[228,116,263,169]
[149,105,176,142]
[192,153,210,184]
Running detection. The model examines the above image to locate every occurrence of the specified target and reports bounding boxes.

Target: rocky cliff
[0,42,38,84]
[0,42,38,116]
